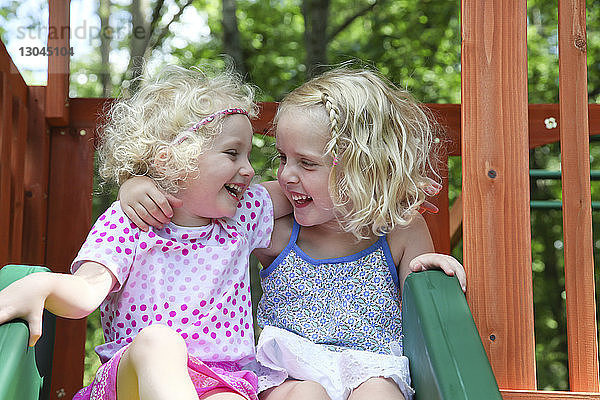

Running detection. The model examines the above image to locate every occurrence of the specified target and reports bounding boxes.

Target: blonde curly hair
[97,64,257,194]
[275,67,441,239]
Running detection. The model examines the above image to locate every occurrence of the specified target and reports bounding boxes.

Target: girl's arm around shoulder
[252,214,293,267]
[0,262,116,347]
[261,181,292,219]
[388,213,466,294]
[119,176,183,231]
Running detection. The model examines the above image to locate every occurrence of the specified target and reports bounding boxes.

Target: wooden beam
[449,192,463,249]
[423,154,451,254]
[8,93,28,264]
[558,0,599,391]
[22,86,50,265]
[461,0,536,389]
[45,125,94,398]
[46,0,70,126]
[0,72,10,266]
[502,390,600,399]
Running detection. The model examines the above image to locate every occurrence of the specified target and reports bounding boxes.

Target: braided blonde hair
[275,67,441,239]
[97,64,257,194]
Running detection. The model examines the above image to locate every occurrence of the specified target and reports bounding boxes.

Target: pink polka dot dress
[71,184,273,400]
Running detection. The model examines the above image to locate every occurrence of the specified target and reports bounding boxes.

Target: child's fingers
[439,257,467,292]
[28,314,43,347]
[145,189,174,221]
[164,192,184,209]
[136,202,166,229]
[123,205,151,232]
[454,264,467,293]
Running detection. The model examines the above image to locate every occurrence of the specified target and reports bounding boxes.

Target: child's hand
[119,176,183,231]
[0,274,48,347]
[409,253,467,293]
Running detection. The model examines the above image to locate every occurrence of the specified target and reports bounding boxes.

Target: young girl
[119,67,466,400]
[0,65,288,400]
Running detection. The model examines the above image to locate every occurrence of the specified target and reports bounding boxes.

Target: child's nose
[279,164,299,184]
[240,158,255,178]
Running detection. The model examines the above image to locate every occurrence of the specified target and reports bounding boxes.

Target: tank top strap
[259,217,301,278]
[290,218,301,244]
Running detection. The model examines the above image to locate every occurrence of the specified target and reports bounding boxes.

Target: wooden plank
[461,0,536,389]
[0,72,12,266]
[558,0,599,391]
[45,126,94,398]
[22,86,50,265]
[529,104,600,148]
[449,192,463,249]
[0,40,28,100]
[427,103,461,156]
[502,390,600,399]
[253,101,277,136]
[56,100,600,156]
[8,94,27,264]
[423,154,450,254]
[46,0,70,126]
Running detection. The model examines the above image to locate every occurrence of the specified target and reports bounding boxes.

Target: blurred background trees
[1,0,599,390]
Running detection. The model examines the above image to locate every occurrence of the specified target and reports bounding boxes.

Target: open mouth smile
[224,183,245,200]
[291,192,313,208]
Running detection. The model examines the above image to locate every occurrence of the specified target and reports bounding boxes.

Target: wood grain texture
[502,390,600,399]
[45,0,70,126]
[22,86,50,265]
[8,93,27,264]
[0,72,10,266]
[45,125,95,399]
[558,0,599,391]
[461,0,536,389]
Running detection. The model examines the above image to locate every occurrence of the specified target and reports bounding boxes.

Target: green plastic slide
[0,265,56,400]
[402,270,502,400]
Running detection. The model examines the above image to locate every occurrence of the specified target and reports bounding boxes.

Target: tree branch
[328,0,379,42]
[148,0,195,51]
[148,0,166,39]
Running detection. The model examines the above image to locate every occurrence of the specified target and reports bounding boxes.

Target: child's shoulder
[97,201,135,226]
[239,184,273,211]
[386,213,431,265]
[252,214,293,265]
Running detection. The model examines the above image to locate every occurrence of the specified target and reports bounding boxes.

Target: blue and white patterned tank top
[257,220,403,355]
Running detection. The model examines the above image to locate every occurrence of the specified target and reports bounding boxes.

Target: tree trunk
[99,0,112,97]
[222,0,247,78]
[126,0,151,90]
[301,0,330,77]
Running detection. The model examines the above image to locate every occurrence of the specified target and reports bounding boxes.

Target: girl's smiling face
[275,107,337,228]
[173,114,255,226]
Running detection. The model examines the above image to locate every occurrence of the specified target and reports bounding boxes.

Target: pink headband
[188,108,249,132]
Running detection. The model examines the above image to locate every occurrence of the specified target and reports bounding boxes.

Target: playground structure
[1,0,600,398]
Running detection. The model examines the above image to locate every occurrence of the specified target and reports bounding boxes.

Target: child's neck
[171,208,212,227]
[296,222,379,260]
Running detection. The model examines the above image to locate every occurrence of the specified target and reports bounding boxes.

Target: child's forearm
[44,265,114,318]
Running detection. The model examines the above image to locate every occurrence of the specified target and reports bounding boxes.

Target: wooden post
[558,0,600,391]
[0,71,10,266]
[22,86,51,264]
[46,0,70,126]
[9,92,28,264]
[461,0,536,389]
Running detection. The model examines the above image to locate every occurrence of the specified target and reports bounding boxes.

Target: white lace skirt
[249,326,414,400]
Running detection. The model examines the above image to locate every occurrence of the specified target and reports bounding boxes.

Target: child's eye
[301,160,317,168]
[277,154,287,164]
[225,150,238,157]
